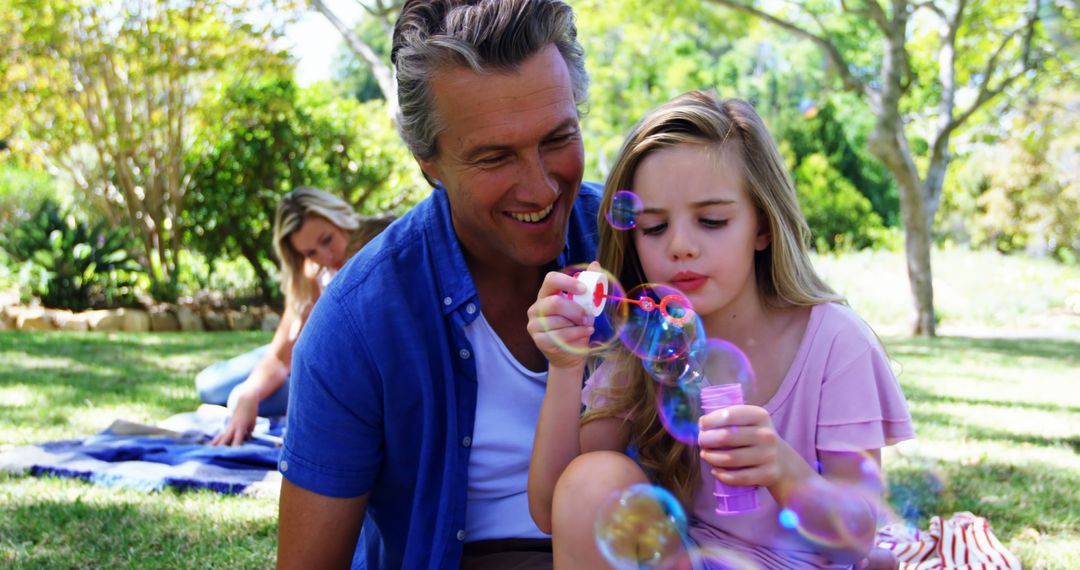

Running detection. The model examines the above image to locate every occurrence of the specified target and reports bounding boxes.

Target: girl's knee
[554,451,647,506]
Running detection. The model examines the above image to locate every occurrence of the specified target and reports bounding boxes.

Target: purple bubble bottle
[700,383,759,515]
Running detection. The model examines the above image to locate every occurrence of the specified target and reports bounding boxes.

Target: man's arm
[277,479,369,569]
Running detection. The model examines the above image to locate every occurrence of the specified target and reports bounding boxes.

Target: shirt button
[456,529,466,541]
[462,436,472,447]
[443,296,453,306]
[459,348,470,359]
[279,460,288,472]
[465,303,477,314]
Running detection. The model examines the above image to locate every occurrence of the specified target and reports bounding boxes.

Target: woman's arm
[210,289,312,446]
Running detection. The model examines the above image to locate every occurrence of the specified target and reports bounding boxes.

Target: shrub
[0,201,143,310]
[794,153,886,252]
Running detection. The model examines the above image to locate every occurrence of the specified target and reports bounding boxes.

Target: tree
[703,0,1065,335]
[1,0,288,301]
[308,0,400,116]
[185,76,425,301]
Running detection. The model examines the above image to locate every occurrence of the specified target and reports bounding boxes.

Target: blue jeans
[194,344,290,417]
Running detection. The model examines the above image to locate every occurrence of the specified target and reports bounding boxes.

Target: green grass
[0,331,277,569]
[1,249,1078,568]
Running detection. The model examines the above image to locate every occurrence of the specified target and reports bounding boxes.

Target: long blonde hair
[272,187,393,315]
[584,91,844,505]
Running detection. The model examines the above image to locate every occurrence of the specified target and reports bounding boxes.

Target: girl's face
[289,215,350,270]
[630,143,770,319]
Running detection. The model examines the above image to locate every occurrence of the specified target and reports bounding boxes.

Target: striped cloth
[875,512,1022,569]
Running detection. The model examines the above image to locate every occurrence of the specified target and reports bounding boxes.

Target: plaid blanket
[0,408,283,497]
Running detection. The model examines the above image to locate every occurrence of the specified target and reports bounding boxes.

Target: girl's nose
[668,225,700,261]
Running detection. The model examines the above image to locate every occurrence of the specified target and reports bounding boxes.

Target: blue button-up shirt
[281,183,602,569]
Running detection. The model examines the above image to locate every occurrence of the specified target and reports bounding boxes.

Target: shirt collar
[426,187,479,318]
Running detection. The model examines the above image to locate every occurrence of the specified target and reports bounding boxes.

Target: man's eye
[476,155,508,166]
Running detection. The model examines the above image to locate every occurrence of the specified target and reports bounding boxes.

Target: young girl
[527,91,913,568]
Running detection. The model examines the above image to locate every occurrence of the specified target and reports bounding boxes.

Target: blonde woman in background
[195,187,393,446]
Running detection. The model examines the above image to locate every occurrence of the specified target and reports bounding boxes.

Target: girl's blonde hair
[585,90,844,505]
[272,186,392,315]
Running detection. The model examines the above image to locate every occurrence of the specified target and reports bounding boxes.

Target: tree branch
[704,0,872,104]
[309,0,398,117]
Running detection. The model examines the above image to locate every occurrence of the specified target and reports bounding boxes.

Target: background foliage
[0,0,1075,319]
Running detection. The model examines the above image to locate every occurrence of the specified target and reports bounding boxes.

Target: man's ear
[755,212,771,251]
[417,157,442,188]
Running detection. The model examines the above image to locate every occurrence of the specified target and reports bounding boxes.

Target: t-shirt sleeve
[817,338,914,452]
[582,360,629,419]
[279,292,384,498]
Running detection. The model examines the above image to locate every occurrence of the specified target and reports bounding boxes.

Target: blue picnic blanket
[0,408,284,496]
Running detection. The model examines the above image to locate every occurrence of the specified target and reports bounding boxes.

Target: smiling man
[275,1,600,568]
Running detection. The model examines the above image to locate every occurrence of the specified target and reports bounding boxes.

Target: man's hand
[210,384,259,446]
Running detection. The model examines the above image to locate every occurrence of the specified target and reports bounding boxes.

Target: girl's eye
[640,223,667,236]
[320,235,333,246]
[701,218,728,229]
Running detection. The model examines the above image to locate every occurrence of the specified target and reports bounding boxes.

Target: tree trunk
[868,127,937,336]
[240,245,276,304]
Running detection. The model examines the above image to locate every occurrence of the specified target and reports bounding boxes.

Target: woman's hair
[584,90,844,505]
[391,0,588,166]
[272,186,393,315]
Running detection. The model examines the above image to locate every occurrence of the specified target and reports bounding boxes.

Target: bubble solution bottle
[700,381,759,515]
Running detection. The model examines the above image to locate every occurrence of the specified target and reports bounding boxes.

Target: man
[276,1,598,568]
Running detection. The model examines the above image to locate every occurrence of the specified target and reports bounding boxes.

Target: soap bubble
[606,190,643,230]
[595,484,689,570]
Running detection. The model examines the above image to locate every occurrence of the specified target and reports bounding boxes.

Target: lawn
[1,248,1078,568]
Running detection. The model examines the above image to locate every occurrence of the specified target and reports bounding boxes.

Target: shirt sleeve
[817,339,914,453]
[582,360,631,420]
[279,291,384,498]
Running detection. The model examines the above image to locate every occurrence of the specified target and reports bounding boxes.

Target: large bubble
[606,190,643,231]
[778,451,889,549]
[541,264,629,357]
[619,284,702,365]
[595,484,688,570]
[657,379,706,445]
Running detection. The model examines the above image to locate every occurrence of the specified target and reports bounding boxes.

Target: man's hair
[391,0,588,163]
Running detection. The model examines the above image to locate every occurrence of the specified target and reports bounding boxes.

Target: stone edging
[0,304,281,333]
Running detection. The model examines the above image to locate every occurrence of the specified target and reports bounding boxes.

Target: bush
[0,158,58,226]
[0,201,143,310]
[794,153,886,252]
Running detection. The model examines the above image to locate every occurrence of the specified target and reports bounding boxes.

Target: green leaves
[0,200,142,310]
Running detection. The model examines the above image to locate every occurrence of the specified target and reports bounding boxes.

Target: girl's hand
[526,262,599,370]
[698,404,784,488]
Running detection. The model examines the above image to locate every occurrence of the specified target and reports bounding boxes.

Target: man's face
[418,44,585,270]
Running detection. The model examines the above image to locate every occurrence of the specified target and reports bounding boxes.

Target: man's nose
[518,150,559,202]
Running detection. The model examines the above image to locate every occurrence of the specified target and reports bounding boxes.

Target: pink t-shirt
[583,302,914,569]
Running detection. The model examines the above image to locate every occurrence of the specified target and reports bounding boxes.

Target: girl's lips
[671,277,707,292]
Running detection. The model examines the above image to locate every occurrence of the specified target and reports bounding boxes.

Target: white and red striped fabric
[875,512,1023,569]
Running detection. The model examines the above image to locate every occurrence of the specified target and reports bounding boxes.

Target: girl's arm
[210,285,315,446]
[699,407,880,564]
[527,264,626,533]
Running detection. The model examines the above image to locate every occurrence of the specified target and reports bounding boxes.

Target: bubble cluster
[595,484,688,570]
[606,190,643,230]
